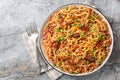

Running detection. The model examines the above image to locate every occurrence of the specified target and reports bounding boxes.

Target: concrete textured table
[0,0,120,80]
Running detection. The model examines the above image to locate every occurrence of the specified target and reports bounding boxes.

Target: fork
[25,22,48,74]
[30,23,49,72]
[25,22,42,74]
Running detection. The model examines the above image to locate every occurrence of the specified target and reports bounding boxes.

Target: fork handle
[34,37,42,74]
[36,37,49,71]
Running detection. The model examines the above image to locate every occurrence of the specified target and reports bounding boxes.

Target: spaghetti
[41,5,112,74]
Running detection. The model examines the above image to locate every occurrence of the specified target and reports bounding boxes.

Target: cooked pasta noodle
[41,5,112,74]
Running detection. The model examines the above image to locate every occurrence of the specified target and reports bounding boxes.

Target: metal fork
[25,22,42,74]
[25,22,48,74]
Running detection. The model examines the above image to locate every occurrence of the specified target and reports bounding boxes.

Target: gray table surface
[0,0,120,80]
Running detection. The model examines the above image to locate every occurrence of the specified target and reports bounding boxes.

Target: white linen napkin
[22,32,62,80]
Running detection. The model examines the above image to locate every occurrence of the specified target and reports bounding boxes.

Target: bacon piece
[85,23,89,27]
[95,40,103,48]
[103,31,109,35]
[51,42,60,50]
[72,13,77,19]
[58,56,69,61]
[85,55,93,62]
[69,56,79,65]
[60,21,67,27]
[42,34,47,40]
[72,33,80,38]
[80,23,89,32]
[66,20,74,25]
[47,23,55,34]
[49,15,53,21]
[59,18,63,23]
[61,44,65,48]
[48,22,56,27]
[72,45,79,51]
[106,40,112,47]
[88,8,93,14]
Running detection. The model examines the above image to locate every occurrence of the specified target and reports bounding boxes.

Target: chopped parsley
[91,49,96,54]
[92,56,97,61]
[66,13,72,19]
[58,13,64,18]
[72,71,78,74]
[45,23,49,28]
[57,36,65,42]
[59,61,62,66]
[74,19,80,22]
[89,22,93,27]
[101,56,105,60]
[70,23,76,27]
[78,23,84,28]
[66,7,68,10]
[97,61,101,65]
[53,63,56,66]
[69,13,72,17]
[98,32,106,41]
[93,14,98,18]
[93,38,97,42]
[56,27,63,32]
[92,13,98,20]
[86,61,89,65]
[81,31,86,38]
[68,30,73,35]
[93,28,97,32]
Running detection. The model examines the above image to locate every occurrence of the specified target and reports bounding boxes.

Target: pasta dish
[41,5,112,74]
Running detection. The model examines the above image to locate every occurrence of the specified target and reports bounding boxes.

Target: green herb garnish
[92,13,98,20]
[78,23,84,28]
[93,14,98,18]
[45,23,49,28]
[97,61,101,65]
[72,71,78,74]
[93,28,97,32]
[93,38,97,42]
[57,36,65,42]
[92,56,97,61]
[70,24,76,27]
[68,30,73,35]
[89,19,94,23]
[86,61,89,65]
[81,31,86,38]
[53,63,56,66]
[59,62,62,66]
[98,32,106,41]
[74,19,80,22]
[58,13,64,18]
[89,22,93,27]
[69,13,72,17]
[66,7,68,10]
[102,35,106,39]
[101,56,105,60]
[56,27,63,32]
[91,49,96,54]
[57,50,60,53]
